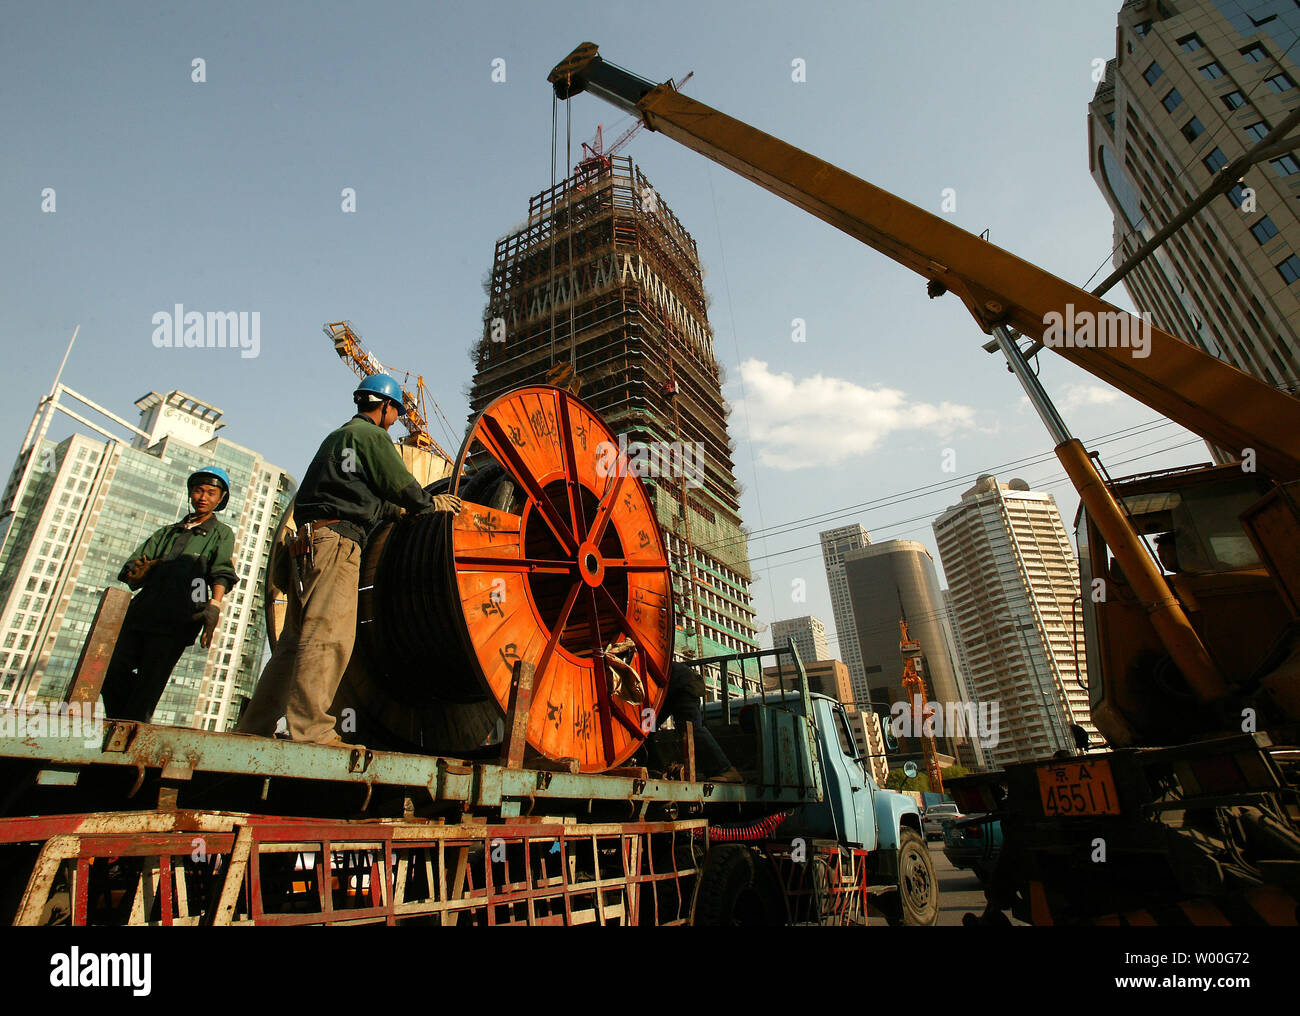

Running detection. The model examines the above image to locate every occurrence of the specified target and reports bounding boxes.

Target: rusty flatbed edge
[0,712,820,812]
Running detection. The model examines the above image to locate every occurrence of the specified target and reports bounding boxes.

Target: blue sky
[0,1,1204,659]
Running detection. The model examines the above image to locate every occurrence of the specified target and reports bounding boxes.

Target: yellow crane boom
[547,43,1300,480]
[545,41,1300,722]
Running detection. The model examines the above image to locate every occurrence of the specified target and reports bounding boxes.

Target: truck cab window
[834,706,858,759]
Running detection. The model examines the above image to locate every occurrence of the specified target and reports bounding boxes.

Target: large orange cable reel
[264,386,673,771]
[449,385,674,772]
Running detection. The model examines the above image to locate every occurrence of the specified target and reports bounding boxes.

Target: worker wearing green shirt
[237,374,462,745]
[101,465,239,721]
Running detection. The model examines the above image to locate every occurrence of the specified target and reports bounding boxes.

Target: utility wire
[695,416,1180,558]
[745,434,1202,571]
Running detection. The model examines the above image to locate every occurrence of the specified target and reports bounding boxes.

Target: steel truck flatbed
[0,647,931,925]
[0,711,815,822]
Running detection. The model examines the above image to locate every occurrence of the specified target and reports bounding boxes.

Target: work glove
[427,494,463,515]
[609,668,645,704]
[600,645,645,704]
[192,600,223,648]
[123,556,158,587]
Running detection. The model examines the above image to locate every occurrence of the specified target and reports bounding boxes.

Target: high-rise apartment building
[941,587,986,770]
[933,476,1095,767]
[770,615,829,664]
[842,540,977,768]
[763,657,852,704]
[0,386,293,730]
[819,524,872,703]
[940,588,975,697]
[469,155,758,685]
[1089,0,1300,392]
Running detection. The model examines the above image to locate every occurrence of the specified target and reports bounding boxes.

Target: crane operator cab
[1075,462,1298,748]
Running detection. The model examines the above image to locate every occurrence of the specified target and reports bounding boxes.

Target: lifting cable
[549,93,559,370]
[547,78,580,379]
[566,86,577,376]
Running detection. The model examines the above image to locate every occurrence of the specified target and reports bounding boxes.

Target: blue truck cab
[689,643,938,925]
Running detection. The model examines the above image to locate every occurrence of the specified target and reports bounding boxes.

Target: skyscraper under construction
[469,154,758,680]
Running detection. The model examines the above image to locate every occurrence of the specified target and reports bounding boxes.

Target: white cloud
[727,359,977,470]
[1059,383,1121,411]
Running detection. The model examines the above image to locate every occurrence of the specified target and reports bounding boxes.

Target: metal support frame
[770,842,871,926]
[4,811,707,927]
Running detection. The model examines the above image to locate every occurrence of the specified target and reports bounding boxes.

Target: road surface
[931,841,1025,926]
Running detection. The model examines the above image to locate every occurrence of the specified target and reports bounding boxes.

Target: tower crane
[899,619,943,794]
[323,320,454,463]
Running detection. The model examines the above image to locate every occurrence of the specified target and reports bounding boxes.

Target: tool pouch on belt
[278,522,315,596]
[269,526,293,592]
[288,523,314,561]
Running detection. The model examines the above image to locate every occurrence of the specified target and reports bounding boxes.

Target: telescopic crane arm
[547,42,1300,712]
[548,43,1300,482]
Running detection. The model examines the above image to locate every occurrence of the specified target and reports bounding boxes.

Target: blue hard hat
[354,373,407,414]
[188,465,231,512]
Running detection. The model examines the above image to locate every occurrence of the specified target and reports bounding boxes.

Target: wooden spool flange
[451,385,674,772]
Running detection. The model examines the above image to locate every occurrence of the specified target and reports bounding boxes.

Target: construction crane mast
[323,320,453,462]
[899,619,943,794]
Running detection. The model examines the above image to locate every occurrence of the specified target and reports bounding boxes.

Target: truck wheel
[881,829,939,926]
[693,845,787,926]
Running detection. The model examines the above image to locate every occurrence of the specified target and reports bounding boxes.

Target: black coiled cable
[356,467,511,707]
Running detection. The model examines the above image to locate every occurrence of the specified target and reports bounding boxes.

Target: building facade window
[1245,121,1271,142]
[1271,154,1300,177]
[1251,216,1280,244]
[1178,34,1203,53]
[1267,73,1295,94]
[1222,90,1248,110]
[1144,61,1164,85]
[1163,88,1184,112]
[1203,148,1228,173]
[1241,43,1269,63]
[1181,117,1205,141]
[1199,61,1225,81]
[1277,254,1300,285]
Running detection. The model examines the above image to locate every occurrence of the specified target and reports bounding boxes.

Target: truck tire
[880,829,939,926]
[693,845,787,926]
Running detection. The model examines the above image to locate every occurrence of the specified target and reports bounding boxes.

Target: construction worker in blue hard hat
[237,375,462,746]
[101,465,239,722]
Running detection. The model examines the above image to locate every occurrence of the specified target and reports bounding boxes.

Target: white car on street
[922,802,964,841]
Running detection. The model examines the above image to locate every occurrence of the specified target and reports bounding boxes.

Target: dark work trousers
[664,691,731,777]
[100,617,194,722]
